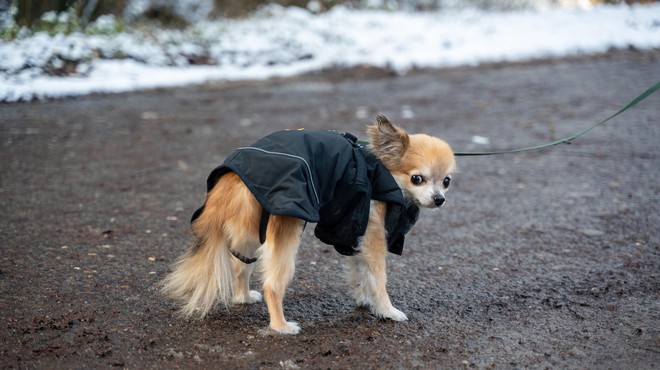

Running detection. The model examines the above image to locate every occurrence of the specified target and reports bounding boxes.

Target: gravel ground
[1,50,659,369]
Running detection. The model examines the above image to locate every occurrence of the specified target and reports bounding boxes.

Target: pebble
[141,112,159,120]
[280,359,300,369]
[401,105,415,119]
[177,160,189,171]
[355,106,369,119]
[471,135,490,145]
[579,229,605,237]
[165,348,184,360]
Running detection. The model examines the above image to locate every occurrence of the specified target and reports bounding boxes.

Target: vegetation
[1,6,123,40]
[1,0,651,41]
[15,0,124,27]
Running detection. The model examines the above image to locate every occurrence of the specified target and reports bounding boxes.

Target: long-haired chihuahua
[162,114,455,334]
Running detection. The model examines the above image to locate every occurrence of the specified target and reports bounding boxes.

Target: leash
[453,81,660,157]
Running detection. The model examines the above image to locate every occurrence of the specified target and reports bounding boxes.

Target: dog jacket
[191,129,419,257]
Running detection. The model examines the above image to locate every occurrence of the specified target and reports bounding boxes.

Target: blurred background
[1,0,658,102]
[4,0,655,30]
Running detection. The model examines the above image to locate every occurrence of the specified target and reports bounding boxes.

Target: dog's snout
[433,195,445,206]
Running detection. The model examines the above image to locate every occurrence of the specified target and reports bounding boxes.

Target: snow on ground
[1,3,659,102]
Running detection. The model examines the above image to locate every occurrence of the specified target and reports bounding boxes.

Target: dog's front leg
[260,216,304,334]
[356,201,408,321]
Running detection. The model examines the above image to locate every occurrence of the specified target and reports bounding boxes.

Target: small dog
[162,114,455,334]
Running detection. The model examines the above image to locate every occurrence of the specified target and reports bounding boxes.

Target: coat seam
[236,146,320,205]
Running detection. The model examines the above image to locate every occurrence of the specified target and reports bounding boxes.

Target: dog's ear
[367,114,410,168]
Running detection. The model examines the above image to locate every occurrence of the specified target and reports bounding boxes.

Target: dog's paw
[376,306,408,322]
[354,295,372,308]
[246,290,263,303]
[233,290,263,304]
[271,321,301,335]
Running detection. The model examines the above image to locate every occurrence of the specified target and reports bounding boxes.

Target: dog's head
[367,114,456,208]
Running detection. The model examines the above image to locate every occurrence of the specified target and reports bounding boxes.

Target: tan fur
[162,116,455,334]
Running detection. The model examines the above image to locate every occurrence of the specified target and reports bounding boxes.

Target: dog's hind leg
[218,175,263,305]
[354,200,408,321]
[231,256,262,304]
[258,215,304,334]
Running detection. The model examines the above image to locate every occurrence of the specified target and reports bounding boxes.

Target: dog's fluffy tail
[161,230,234,319]
[162,172,261,318]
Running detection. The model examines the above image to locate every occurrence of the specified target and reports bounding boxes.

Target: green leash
[454,81,660,157]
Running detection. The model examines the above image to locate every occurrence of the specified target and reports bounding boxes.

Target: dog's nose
[433,195,445,206]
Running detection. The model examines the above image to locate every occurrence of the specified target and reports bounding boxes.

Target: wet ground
[1,50,659,369]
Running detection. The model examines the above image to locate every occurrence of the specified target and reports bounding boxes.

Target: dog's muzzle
[433,194,445,207]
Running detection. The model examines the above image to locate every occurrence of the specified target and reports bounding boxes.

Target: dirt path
[1,51,658,369]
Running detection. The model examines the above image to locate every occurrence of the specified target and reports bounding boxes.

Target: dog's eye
[443,176,451,188]
[411,175,424,185]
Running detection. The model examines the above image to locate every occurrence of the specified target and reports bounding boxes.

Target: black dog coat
[191,129,419,257]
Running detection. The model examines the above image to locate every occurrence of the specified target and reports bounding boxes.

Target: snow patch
[1,4,659,102]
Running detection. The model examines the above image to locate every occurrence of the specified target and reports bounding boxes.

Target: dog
[162,114,455,334]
